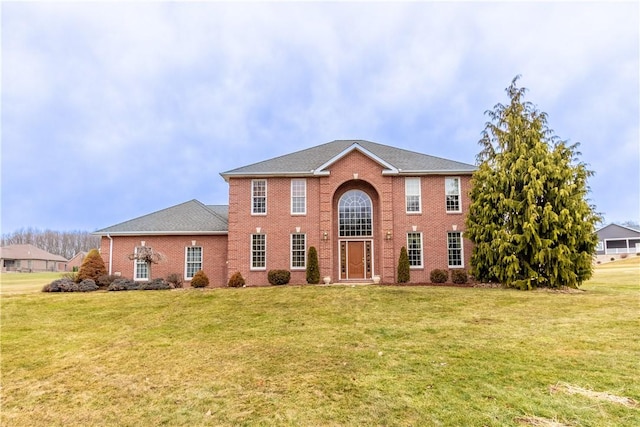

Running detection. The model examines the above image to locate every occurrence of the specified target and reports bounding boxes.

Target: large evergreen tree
[465,77,601,290]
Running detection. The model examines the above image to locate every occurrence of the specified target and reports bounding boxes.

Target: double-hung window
[134,247,149,281]
[291,179,306,215]
[447,232,463,267]
[405,177,421,213]
[185,246,203,280]
[291,233,306,269]
[251,234,266,270]
[252,180,267,215]
[407,232,423,268]
[445,177,461,213]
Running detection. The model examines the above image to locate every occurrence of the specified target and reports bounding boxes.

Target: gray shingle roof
[220,139,476,179]
[94,200,228,235]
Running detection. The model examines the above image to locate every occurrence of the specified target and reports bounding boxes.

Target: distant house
[596,224,640,256]
[94,139,476,286]
[67,251,88,272]
[0,244,68,272]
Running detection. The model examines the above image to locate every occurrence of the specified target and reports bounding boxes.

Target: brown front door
[347,241,365,279]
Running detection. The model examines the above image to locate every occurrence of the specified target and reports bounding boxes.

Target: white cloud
[1,1,638,232]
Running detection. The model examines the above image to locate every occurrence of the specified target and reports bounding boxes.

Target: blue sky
[2,1,638,234]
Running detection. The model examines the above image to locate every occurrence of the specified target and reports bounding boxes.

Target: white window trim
[185,246,203,280]
[251,234,267,271]
[445,177,462,213]
[407,232,424,269]
[290,233,306,270]
[290,179,307,216]
[447,231,464,268]
[251,179,267,216]
[405,177,422,214]
[133,247,149,281]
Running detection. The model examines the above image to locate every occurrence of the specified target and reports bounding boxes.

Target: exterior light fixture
[322,231,329,241]
[386,230,392,240]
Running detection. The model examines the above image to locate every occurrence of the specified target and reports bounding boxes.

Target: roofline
[220,168,476,180]
[596,223,640,234]
[93,231,229,237]
[384,169,477,175]
[220,171,317,181]
[0,256,68,261]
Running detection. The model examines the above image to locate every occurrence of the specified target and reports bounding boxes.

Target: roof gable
[596,223,640,239]
[94,199,228,235]
[220,140,476,180]
[314,142,398,176]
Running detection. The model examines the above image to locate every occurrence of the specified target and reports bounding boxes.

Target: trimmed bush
[191,270,209,288]
[77,249,107,283]
[43,278,98,292]
[166,273,183,288]
[228,271,245,288]
[139,278,171,290]
[268,269,291,285]
[108,278,138,291]
[97,274,120,289]
[451,269,468,284]
[397,246,410,283]
[430,269,448,284]
[306,246,320,284]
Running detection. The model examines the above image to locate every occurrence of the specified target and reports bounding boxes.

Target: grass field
[1,260,638,426]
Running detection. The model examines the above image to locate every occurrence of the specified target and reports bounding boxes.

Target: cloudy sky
[2,1,638,234]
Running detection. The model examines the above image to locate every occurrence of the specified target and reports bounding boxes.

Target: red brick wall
[100,234,228,287]
[226,149,474,285]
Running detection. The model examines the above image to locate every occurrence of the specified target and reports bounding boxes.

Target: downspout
[107,233,113,275]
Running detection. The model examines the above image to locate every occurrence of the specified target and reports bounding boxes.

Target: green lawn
[1,261,638,426]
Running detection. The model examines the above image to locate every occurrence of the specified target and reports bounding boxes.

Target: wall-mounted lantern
[322,231,329,241]
[385,230,392,240]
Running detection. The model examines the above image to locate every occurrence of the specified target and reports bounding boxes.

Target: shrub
[306,246,320,284]
[77,249,107,283]
[451,269,468,284]
[228,271,245,288]
[43,278,98,292]
[97,274,120,289]
[77,279,99,292]
[397,246,410,283]
[610,257,615,262]
[620,253,628,259]
[166,273,183,288]
[108,278,138,291]
[430,269,448,284]
[61,271,78,282]
[43,278,74,292]
[268,269,291,285]
[191,270,209,288]
[139,278,171,290]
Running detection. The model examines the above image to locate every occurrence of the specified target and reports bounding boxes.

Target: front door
[348,241,365,279]
[340,240,372,280]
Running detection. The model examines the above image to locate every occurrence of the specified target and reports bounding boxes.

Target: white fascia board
[220,171,315,181]
[92,231,228,236]
[385,169,477,176]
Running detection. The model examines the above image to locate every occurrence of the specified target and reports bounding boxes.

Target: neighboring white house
[595,224,640,259]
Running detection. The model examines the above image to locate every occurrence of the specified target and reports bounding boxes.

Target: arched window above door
[338,190,373,237]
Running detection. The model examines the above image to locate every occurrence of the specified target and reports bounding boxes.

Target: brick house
[1,244,68,272]
[95,140,476,286]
